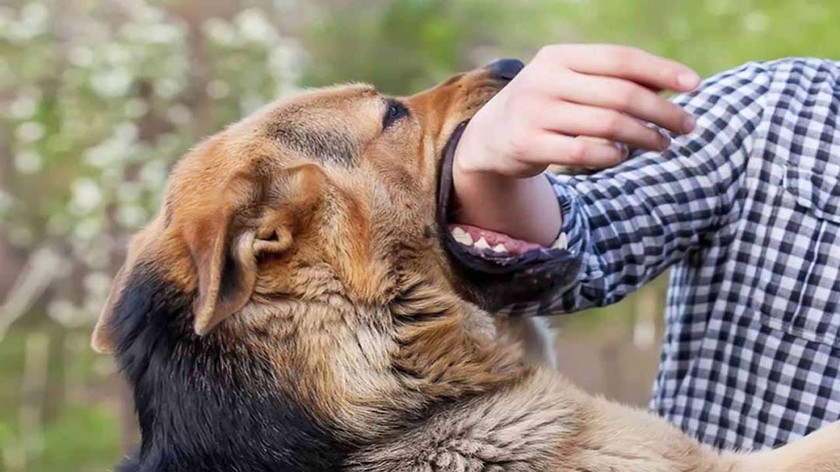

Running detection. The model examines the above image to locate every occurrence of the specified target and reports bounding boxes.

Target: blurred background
[0,0,838,469]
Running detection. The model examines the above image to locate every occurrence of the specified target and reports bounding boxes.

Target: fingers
[535,44,701,93]
[549,70,694,135]
[537,101,671,152]
[514,44,698,157]
[514,132,627,170]
[455,44,703,178]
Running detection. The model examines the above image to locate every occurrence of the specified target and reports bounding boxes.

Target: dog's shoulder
[345,371,585,471]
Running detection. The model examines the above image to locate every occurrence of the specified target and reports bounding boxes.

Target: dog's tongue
[447,224,543,255]
[436,121,583,310]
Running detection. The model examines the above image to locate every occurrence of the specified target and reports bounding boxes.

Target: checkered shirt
[509,58,840,450]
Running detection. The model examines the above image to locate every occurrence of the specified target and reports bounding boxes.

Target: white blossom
[68,47,94,67]
[9,94,38,119]
[166,104,192,125]
[47,300,84,327]
[70,178,103,215]
[104,43,132,65]
[117,205,148,229]
[16,122,45,142]
[236,9,278,44]
[14,150,43,174]
[90,68,132,97]
[155,78,183,99]
[84,271,113,298]
[73,239,109,270]
[21,3,48,28]
[0,189,13,216]
[114,122,140,142]
[85,136,132,168]
[203,18,237,46]
[122,21,184,45]
[5,3,48,42]
[140,160,169,186]
[73,217,103,241]
[116,182,143,203]
[2,0,303,345]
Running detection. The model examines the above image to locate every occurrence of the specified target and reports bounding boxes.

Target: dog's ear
[90,206,265,352]
[187,206,260,336]
[91,264,127,353]
[91,163,325,352]
[91,230,152,354]
[181,164,325,336]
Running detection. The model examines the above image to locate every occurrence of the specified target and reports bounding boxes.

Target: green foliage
[527,0,840,76]
[0,0,299,329]
[0,329,120,472]
[37,404,120,472]
[0,2,298,469]
[302,0,524,94]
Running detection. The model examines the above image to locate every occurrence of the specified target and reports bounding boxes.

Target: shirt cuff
[546,173,586,257]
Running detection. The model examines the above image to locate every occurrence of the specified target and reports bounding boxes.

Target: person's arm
[454,44,702,246]
[544,59,766,311]
[454,53,770,313]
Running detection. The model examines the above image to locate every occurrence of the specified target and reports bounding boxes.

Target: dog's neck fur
[245,272,532,438]
[111,264,530,471]
[112,265,357,471]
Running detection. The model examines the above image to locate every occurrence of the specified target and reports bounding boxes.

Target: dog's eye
[382,99,409,130]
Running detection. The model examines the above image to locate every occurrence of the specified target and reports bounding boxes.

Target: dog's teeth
[474,237,490,250]
[552,232,568,250]
[492,243,507,253]
[451,226,474,246]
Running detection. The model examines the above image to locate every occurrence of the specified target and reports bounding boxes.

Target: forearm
[548,172,696,311]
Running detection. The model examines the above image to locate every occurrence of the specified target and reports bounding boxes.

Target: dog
[92,58,840,471]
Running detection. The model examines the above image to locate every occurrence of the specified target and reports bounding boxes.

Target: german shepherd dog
[92,59,840,471]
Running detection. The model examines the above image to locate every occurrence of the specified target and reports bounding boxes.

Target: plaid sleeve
[510,62,773,316]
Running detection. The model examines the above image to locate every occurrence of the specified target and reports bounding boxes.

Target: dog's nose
[486,58,525,81]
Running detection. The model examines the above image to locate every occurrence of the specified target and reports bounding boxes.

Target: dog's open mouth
[436,122,581,311]
[447,223,564,257]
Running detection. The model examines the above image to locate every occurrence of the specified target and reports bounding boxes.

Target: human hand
[452,45,701,246]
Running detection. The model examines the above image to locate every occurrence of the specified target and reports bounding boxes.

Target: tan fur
[94,66,840,471]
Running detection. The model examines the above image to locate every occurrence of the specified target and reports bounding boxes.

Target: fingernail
[677,71,701,89]
[612,141,629,159]
[682,114,696,133]
[659,131,671,150]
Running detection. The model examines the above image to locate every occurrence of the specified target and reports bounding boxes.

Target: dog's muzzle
[435,122,582,312]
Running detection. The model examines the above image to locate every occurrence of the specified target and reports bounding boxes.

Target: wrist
[451,116,562,247]
[452,164,561,247]
[452,118,493,176]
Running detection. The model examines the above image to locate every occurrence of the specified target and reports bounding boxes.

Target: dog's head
[92,58,574,353]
